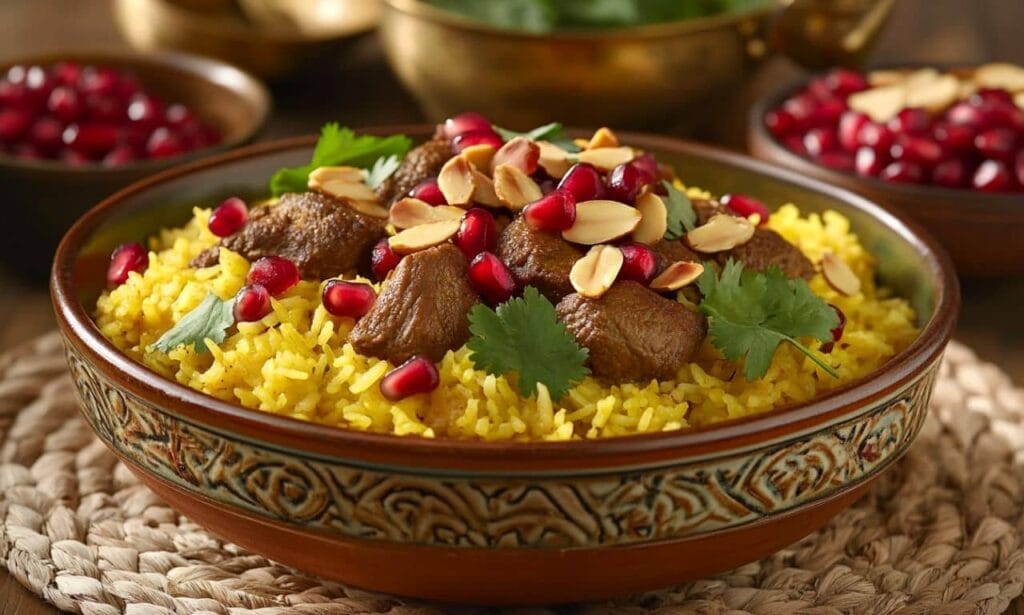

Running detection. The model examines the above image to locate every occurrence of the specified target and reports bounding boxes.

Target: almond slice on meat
[903,68,940,89]
[491,137,540,174]
[576,146,635,172]
[821,251,861,296]
[562,200,642,245]
[471,169,503,207]
[685,213,755,253]
[586,127,619,149]
[537,141,573,178]
[314,180,379,203]
[388,219,460,255]
[493,164,542,209]
[461,143,496,171]
[650,261,704,292]
[867,69,906,88]
[569,245,623,298]
[973,62,1024,92]
[848,85,907,123]
[347,200,390,219]
[308,166,366,188]
[632,189,668,244]
[906,73,960,112]
[438,154,476,205]
[389,197,465,229]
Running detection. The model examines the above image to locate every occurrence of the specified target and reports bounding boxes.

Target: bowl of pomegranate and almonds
[749,63,1024,276]
[0,50,269,281]
[52,117,957,604]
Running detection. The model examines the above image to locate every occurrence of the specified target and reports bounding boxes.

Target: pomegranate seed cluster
[765,65,1024,192]
[0,62,222,166]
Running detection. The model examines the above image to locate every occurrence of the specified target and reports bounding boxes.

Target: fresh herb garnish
[151,292,236,353]
[662,180,696,239]
[467,286,590,399]
[697,260,840,380]
[269,124,412,196]
[493,122,581,153]
[365,154,402,189]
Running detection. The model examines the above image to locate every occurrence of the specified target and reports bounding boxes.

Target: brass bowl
[113,0,381,80]
[379,0,894,130]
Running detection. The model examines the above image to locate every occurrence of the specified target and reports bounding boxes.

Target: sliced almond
[347,200,390,219]
[537,141,573,178]
[438,155,475,205]
[685,213,755,253]
[959,79,980,100]
[471,169,502,207]
[389,198,465,229]
[308,166,366,188]
[569,245,623,299]
[573,137,590,150]
[314,180,379,203]
[387,219,460,255]
[562,200,642,245]
[586,127,619,149]
[491,137,539,174]
[576,146,635,172]
[973,62,1024,92]
[461,143,496,171]
[906,73,960,112]
[632,189,668,245]
[821,251,861,296]
[493,164,542,210]
[848,85,907,123]
[650,261,704,292]
[903,68,940,90]
[867,69,906,88]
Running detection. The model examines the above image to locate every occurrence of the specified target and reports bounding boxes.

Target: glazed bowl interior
[52,127,958,471]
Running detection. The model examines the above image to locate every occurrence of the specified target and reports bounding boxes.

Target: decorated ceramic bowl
[50,129,958,605]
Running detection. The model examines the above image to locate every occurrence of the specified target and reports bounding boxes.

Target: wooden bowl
[748,78,1023,277]
[0,49,269,283]
[51,128,958,605]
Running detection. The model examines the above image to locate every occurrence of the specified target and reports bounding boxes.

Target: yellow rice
[95,189,919,441]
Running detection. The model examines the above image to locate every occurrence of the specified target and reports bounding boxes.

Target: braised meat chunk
[650,239,700,273]
[191,192,386,280]
[375,136,453,206]
[722,228,814,279]
[349,244,479,364]
[495,217,583,302]
[556,281,707,383]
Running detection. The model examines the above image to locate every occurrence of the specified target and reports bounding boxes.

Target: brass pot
[379,0,895,130]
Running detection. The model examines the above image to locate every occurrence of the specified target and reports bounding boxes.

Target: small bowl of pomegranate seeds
[750,63,1024,276]
[0,50,269,281]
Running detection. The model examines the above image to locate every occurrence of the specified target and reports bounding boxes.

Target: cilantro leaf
[662,180,696,239]
[467,286,589,399]
[493,122,581,153]
[698,260,840,380]
[151,292,236,354]
[365,155,401,189]
[269,124,412,196]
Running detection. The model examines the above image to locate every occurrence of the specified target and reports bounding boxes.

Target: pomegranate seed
[106,242,148,286]
[80,67,120,97]
[443,112,491,139]
[974,128,1018,162]
[84,94,125,123]
[370,238,402,280]
[618,242,657,285]
[782,135,807,155]
[890,135,943,167]
[165,103,194,126]
[454,208,497,259]
[782,95,815,125]
[452,129,503,152]
[0,109,32,143]
[972,159,1013,192]
[46,86,81,123]
[51,62,81,86]
[321,280,376,319]
[380,356,440,401]
[808,98,847,128]
[64,122,120,158]
[721,193,770,223]
[856,121,894,153]
[1015,150,1024,186]
[28,117,63,153]
[208,197,248,237]
[23,66,54,106]
[60,148,90,166]
[246,256,300,296]
[806,77,833,101]
[838,111,869,151]
[817,151,856,172]
[629,153,659,184]
[606,162,647,203]
[13,144,42,160]
[765,109,798,138]
[104,145,138,166]
[233,284,271,322]
[854,146,888,177]
[992,103,1024,132]
[127,93,164,125]
[931,159,968,188]
[972,88,1014,105]
[803,128,839,157]
[5,65,26,85]
[946,100,996,130]
[0,80,29,109]
[887,107,931,135]
[933,122,975,152]
[879,161,924,184]
[557,163,603,201]
[146,127,185,159]
[408,178,446,205]
[523,190,576,232]
[467,251,517,304]
[823,68,868,96]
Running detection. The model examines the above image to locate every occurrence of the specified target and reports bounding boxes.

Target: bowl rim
[747,68,1023,208]
[383,0,779,40]
[51,127,959,472]
[0,47,271,175]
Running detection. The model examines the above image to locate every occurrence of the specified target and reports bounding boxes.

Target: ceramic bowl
[51,129,958,605]
[0,49,269,283]
[748,76,1023,277]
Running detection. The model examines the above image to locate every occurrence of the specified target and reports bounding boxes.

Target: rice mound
[95,190,919,441]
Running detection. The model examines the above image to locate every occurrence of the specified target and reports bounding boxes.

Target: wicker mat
[3,334,1024,615]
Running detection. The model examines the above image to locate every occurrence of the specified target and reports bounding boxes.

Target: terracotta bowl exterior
[748,77,1023,278]
[51,130,959,605]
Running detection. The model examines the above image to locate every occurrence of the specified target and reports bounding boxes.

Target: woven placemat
[2,334,1024,615]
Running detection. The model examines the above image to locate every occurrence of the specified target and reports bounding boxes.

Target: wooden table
[2,0,1023,613]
